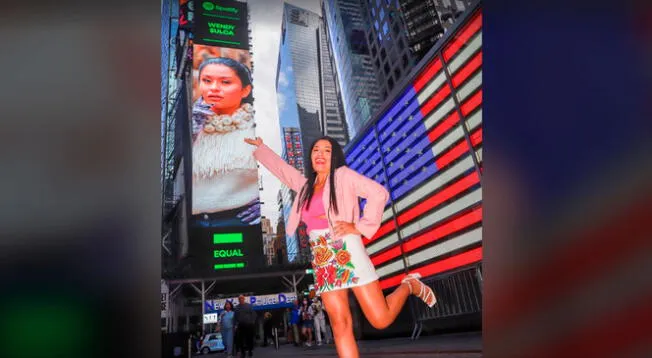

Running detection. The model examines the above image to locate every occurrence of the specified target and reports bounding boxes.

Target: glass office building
[277,3,348,165]
[322,0,382,139]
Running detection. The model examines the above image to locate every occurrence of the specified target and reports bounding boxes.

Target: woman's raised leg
[321,289,358,358]
[352,277,434,330]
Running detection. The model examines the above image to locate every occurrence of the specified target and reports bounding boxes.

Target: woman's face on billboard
[199,63,251,115]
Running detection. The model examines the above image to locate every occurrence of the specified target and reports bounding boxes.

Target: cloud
[276,91,286,112]
[277,70,289,88]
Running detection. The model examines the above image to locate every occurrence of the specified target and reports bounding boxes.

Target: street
[199,331,482,357]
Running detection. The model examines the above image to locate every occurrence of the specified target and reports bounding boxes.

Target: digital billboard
[193,0,250,50]
[188,0,264,275]
[190,35,258,228]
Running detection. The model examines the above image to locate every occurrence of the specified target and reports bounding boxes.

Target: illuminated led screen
[345,9,484,289]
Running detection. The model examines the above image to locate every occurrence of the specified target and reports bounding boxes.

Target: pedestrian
[299,298,314,347]
[284,308,294,345]
[289,300,301,346]
[234,295,257,358]
[219,301,236,358]
[262,311,273,347]
[311,297,328,345]
[244,136,437,358]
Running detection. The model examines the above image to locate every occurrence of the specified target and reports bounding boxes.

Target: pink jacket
[253,144,389,239]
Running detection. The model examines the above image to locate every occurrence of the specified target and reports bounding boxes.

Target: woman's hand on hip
[244,137,263,147]
[333,221,361,237]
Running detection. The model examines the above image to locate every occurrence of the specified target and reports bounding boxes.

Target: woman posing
[244,136,436,358]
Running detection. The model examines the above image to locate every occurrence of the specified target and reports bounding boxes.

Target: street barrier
[410,264,482,340]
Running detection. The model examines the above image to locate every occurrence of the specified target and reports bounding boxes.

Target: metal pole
[437,50,483,181]
[475,265,483,293]
[201,280,206,336]
[274,327,279,350]
[292,274,297,296]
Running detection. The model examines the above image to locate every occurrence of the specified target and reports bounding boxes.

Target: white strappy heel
[402,273,437,308]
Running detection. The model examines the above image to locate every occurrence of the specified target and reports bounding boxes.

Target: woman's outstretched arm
[245,137,307,192]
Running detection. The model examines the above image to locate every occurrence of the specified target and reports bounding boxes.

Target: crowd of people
[287,297,332,347]
[192,295,333,357]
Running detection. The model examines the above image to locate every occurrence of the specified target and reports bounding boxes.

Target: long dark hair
[198,57,254,104]
[296,136,346,216]
[224,301,233,311]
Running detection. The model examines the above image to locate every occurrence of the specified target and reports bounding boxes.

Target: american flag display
[345,9,483,290]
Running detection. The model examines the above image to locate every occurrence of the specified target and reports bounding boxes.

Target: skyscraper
[318,20,349,145]
[359,0,416,100]
[276,3,348,166]
[275,127,309,263]
[359,0,475,103]
[322,0,383,139]
[261,216,276,265]
[399,0,475,60]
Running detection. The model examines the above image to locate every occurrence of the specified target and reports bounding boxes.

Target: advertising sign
[189,227,264,274]
[205,292,299,313]
[193,0,250,50]
[187,0,265,277]
[161,280,169,318]
[190,43,259,228]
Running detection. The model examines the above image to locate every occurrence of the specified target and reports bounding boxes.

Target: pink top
[301,189,329,233]
[253,144,389,240]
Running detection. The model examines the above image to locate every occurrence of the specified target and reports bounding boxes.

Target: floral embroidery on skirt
[310,231,362,292]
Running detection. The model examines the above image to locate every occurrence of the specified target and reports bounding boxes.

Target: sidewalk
[227,331,482,357]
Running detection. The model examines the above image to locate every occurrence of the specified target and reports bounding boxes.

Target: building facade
[322,0,382,139]
[318,20,349,146]
[359,0,416,100]
[359,0,476,103]
[399,0,475,61]
[277,2,349,164]
[261,216,275,265]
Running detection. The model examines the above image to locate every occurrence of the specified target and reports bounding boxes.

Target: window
[399,38,405,50]
[382,22,389,35]
[402,53,409,67]
[394,66,401,79]
[371,44,377,57]
[375,58,381,69]
[379,8,385,20]
[388,77,394,90]
[383,62,390,75]
[380,48,386,58]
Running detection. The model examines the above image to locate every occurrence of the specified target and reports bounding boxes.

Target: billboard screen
[344,9,483,290]
[191,42,259,228]
[193,0,250,50]
[188,0,264,275]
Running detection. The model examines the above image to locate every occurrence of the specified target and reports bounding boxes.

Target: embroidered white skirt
[309,228,379,293]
